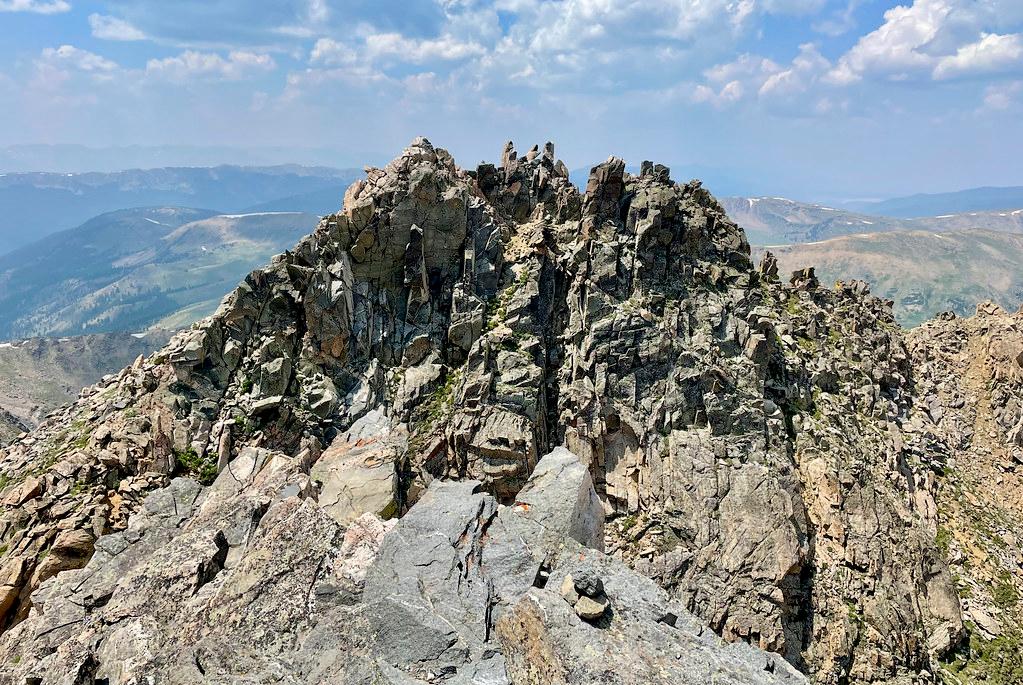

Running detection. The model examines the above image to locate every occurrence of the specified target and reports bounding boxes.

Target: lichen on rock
[0,137,1017,684]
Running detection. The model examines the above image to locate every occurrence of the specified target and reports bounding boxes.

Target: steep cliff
[0,138,1016,684]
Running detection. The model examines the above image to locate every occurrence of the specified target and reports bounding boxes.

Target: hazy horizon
[2,141,1021,206]
[0,1,1020,201]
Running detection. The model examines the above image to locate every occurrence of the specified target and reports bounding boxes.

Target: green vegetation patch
[936,525,953,557]
[992,574,1019,610]
[175,447,219,485]
[407,368,463,457]
[941,625,1023,685]
[483,268,530,333]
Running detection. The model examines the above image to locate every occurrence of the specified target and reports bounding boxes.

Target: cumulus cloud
[508,0,758,54]
[759,44,830,97]
[146,50,276,82]
[29,45,121,97]
[0,0,69,13]
[364,32,486,63]
[693,44,832,108]
[89,13,147,41]
[40,45,119,73]
[309,38,356,66]
[825,0,948,84]
[692,80,745,108]
[6,0,1023,168]
[933,32,1023,79]
[826,0,1023,84]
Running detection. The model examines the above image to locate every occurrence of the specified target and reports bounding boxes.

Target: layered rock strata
[1,138,1013,683]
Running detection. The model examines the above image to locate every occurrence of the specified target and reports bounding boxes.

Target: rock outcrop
[904,304,1023,683]
[0,445,803,684]
[0,137,1016,684]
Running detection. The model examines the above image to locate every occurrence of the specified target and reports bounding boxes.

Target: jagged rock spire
[0,138,983,685]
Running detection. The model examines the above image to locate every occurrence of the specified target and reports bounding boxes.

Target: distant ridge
[0,207,318,338]
[844,185,1023,218]
[0,165,361,254]
[241,184,348,215]
[721,195,1023,244]
[760,228,1023,326]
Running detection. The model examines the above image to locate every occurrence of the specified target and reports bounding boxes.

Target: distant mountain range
[0,144,357,174]
[842,186,1023,218]
[722,196,1023,245]
[0,164,360,254]
[726,195,1023,326]
[761,229,1023,326]
[0,207,319,339]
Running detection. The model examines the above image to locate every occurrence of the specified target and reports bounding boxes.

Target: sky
[0,0,1021,200]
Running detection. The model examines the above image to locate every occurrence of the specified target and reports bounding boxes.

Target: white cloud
[40,45,119,73]
[933,32,1023,79]
[981,80,1022,111]
[705,54,782,86]
[456,0,834,97]
[693,80,745,108]
[364,32,486,63]
[694,44,832,107]
[281,64,392,102]
[30,45,121,95]
[146,50,276,82]
[515,0,758,54]
[89,13,147,41]
[759,43,830,97]
[825,0,949,84]
[309,38,356,66]
[0,0,69,13]
[826,0,1023,84]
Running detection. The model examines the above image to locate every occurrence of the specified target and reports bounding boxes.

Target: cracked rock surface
[0,137,1017,683]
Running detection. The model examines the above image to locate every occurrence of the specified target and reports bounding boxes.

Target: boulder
[510,446,604,551]
[311,409,403,525]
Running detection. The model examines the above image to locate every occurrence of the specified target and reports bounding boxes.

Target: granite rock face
[902,304,1023,682]
[0,445,802,684]
[0,138,1013,683]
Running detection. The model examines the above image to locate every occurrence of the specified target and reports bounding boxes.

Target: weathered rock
[498,548,805,685]
[572,594,609,621]
[312,408,402,524]
[0,137,1009,684]
[569,567,603,597]
[510,446,604,551]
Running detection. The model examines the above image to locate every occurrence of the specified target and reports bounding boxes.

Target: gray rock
[511,446,604,551]
[572,594,608,620]
[0,137,995,684]
[312,409,402,525]
[570,567,603,597]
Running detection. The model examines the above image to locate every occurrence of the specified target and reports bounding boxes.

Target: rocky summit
[0,138,1019,684]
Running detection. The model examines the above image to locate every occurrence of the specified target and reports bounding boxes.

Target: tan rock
[573,594,608,621]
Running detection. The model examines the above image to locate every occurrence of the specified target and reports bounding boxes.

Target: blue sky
[0,0,1020,199]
